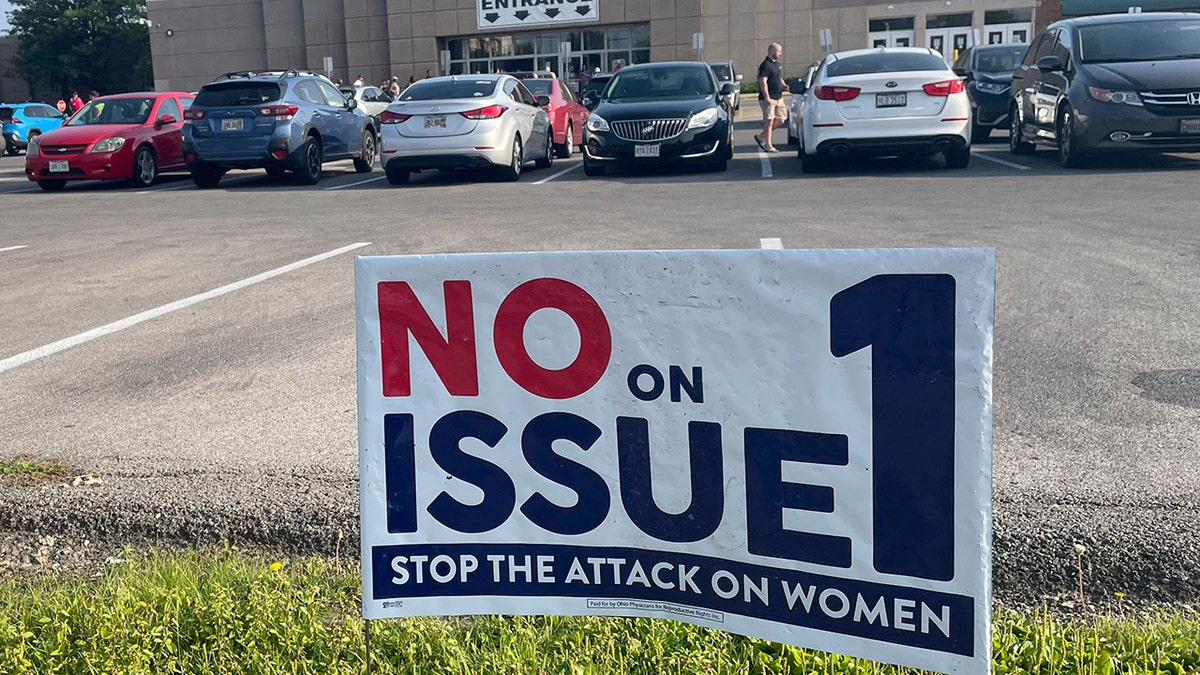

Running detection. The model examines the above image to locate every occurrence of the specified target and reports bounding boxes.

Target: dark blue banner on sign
[372,543,974,656]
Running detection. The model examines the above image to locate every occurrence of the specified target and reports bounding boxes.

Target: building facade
[146,0,1055,93]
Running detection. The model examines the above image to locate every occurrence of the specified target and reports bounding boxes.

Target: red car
[25,91,195,191]
[521,77,589,158]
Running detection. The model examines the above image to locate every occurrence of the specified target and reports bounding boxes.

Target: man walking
[754,42,786,153]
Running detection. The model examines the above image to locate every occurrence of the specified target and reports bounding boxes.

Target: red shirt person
[69,91,84,114]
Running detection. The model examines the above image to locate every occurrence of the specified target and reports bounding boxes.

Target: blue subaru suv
[2,102,67,155]
[182,70,377,187]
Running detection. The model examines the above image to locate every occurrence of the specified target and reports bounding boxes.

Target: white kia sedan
[793,47,971,172]
[378,74,553,185]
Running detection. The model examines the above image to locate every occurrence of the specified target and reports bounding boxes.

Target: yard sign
[357,248,994,674]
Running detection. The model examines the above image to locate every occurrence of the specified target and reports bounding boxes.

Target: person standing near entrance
[755,42,786,153]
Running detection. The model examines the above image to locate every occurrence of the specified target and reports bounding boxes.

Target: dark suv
[952,43,1029,142]
[182,69,377,187]
[1009,12,1200,167]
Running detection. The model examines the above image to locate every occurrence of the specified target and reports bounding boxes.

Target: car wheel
[583,159,605,177]
[944,145,971,169]
[293,137,323,185]
[555,124,573,158]
[1057,107,1087,169]
[385,166,410,185]
[353,129,376,173]
[3,143,17,156]
[265,164,288,179]
[191,165,224,189]
[37,180,66,192]
[535,129,553,169]
[800,148,825,174]
[1009,106,1035,155]
[127,146,158,188]
[498,135,523,181]
[970,120,990,144]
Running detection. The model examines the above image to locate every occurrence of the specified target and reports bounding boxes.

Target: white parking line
[0,242,371,376]
[759,237,783,250]
[757,149,773,178]
[533,162,582,184]
[973,152,1030,171]
[326,175,387,190]
[0,245,29,253]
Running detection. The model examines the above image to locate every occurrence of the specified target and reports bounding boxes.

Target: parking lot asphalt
[2,120,1199,606]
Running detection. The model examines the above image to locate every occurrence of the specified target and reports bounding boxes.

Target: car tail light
[183,110,206,120]
[8,117,21,124]
[814,86,860,101]
[271,149,288,160]
[462,104,507,120]
[380,110,411,124]
[258,104,299,118]
[923,80,965,96]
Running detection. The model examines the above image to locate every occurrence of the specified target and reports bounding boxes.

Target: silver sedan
[378,74,553,185]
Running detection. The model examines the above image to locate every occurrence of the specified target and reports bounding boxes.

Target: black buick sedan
[1010,12,1200,168]
[582,62,736,176]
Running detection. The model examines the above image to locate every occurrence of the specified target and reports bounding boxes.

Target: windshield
[523,80,553,95]
[827,52,950,77]
[399,79,498,101]
[973,46,1027,72]
[1079,19,1200,63]
[605,66,715,99]
[68,98,154,125]
[709,63,732,80]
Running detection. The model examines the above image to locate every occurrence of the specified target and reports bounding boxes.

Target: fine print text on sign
[356,249,995,675]
[478,0,598,30]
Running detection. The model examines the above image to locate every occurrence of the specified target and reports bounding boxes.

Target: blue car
[182,69,377,188]
[1,102,67,155]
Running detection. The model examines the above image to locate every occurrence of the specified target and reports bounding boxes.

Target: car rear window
[826,52,950,77]
[194,82,284,107]
[1078,19,1200,63]
[523,80,553,95]
[709,63,732,80]
[0,107,13,121]
[398,79,498,101]
[973,46,1028,72]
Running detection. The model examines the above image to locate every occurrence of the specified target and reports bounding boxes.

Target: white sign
[478,0,598,30]
[820,28,833,49]
[357,249,994,675]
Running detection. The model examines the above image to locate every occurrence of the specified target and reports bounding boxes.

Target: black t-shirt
[757,57,784,100]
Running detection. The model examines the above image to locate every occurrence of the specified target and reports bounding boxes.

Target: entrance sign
[478,0,598,29]
[357,249,994,675]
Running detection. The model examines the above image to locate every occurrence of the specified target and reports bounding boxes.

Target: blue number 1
[831,274,957,581]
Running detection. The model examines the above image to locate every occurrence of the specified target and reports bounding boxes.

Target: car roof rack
[214,69,330,82]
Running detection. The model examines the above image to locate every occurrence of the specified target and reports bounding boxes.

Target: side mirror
[1035,55,1062,72]
[155,114,177,126]
[787,80,807,95]
[346,97,358,110]
[582,95,594,108]
[535,94,550,107]
[735,73,744,82]
[719,82,737,95]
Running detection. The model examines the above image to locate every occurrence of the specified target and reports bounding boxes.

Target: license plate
[1182,118,1200,134]
[221,118,243,131]
[49,160,69,173]
[634,144,660,158]
[424,115,447,129]
[876,93,907,108]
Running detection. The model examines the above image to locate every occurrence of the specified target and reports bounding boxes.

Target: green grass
[0,457,71,485]
[1,548,1197,674]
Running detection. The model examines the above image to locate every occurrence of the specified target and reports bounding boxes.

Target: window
[1022,32,1051,66]
[1051,30,1072,69]
[514,81,536,105]
[926,12,973,29]
[317,81,347,107]
[157,97,182,121]
[194,82,283,107]
[584,29,605,50]
[827,52,949,77]
[1030,31,1057,63]
[400,79,498,100]
[181,96,195,110]
[559,80,576,103]
[1078,19,1200,63]
[984,9,1033,24]
[869,17,915,32]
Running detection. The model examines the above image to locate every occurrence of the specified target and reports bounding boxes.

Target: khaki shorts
[760,98,787,120]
